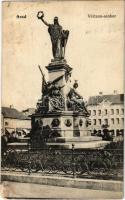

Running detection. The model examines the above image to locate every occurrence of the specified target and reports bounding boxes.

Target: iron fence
[1,144,123,180]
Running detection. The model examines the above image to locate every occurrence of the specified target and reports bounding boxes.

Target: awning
[5,128,15,134]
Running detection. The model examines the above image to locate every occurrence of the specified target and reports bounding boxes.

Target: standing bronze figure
[37,11,69,60]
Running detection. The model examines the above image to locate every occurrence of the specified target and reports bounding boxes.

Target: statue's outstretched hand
[37,11,44,19]
[37,11,49,26]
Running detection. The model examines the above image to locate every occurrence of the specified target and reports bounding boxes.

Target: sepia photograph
[1,0,124,199]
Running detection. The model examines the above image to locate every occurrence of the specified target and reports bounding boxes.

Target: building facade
[1,107,31,136]
[87,93,124,136]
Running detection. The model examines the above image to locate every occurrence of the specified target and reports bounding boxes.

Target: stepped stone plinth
[7,137,30,151]
[46,140,110,149]
[47,136,102,143]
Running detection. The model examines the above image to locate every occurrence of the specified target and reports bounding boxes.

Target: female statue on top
[37,11,69,60]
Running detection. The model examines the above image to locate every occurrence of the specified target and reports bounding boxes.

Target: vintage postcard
[1,0,124,199]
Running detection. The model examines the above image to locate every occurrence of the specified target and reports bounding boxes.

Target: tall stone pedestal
[46,60,72,84]
[31,60,110,149]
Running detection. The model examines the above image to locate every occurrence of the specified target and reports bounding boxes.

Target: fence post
[72,143,76,178]
[28,139,31,175]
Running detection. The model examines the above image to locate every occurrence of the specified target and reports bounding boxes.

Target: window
[110,130,115,135]
[104,119,108,125]
[116,109,119,115]
[98,119,101,125]
[93,110,96,116]
[111,118,114,124]
[116,118,119,124]
[116,129,119,136]
[111,109,114,115]
[5,121,8,126]
[88,110,91,115]
[121,118,124,124]
[98,110,101,116]
[93,119,96,125]
[121,109,124,115]
[104,109,108,115]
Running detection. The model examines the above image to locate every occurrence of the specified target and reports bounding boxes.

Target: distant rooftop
[87,94,124,106]
[22,107,35,112]
[22,107,36,116]
[2,107,30,120]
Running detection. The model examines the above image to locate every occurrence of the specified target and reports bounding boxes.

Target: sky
[2,1,124,110]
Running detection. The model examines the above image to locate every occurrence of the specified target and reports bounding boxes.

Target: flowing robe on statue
[48,24,69,59]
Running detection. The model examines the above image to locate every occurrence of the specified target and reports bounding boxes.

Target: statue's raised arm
[37,11,50,27]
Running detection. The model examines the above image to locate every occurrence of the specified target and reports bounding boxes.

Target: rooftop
[22,108,35,116]
[87,94,124,106]
[2,107,30,120]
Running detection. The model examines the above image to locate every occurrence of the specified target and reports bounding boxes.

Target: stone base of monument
[46,136,110,149]
[31,111,90,137]
[31,111,110,149]
[31,61,111,150]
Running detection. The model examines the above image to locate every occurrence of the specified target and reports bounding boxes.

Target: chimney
[113,90,117,94]
[10,105,14,109]
[99,91,103,95]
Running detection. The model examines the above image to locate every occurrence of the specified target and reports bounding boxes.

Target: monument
[30,12,109,149]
